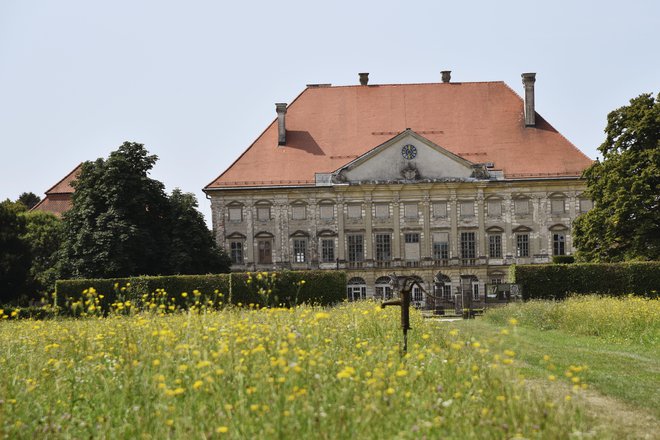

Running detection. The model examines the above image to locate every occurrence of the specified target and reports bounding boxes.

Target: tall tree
[21,211,64,294]
[17,192,41,210]
[61,142,171,278]
[574,93,660,262]
[168,189,230,274]
[0,200,31,303]
[60,142,230,279]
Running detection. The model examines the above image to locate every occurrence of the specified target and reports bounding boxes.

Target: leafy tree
[21,211,64,294]
[17,192,41,210]
[0,200,31,303]
[60,142,230,279]
[61,142,171,278]
[168,189,231,274]
[574,93,660,262]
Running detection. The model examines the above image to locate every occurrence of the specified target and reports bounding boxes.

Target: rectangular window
[487,200,502,217]
[229,241,243,264]
[292,205,306,220]
[347,235,364,262]
[551,199,565,214]
[374,203,389,219]
[553,233,566,256]
[404,233,420,262]
[321,239,335,263]
[319,204,334,219]
[404,203,418,219]
[293,239,307,263]
[347,204,362,219]
[515,199,529,215]
[460,232,476,261]
[258,240,272,264]
[433,202,447,218]
[257,207,271,221]
[579,199,593,213]
[412,285,423,303]
[516,234,529,257]
[375,233,391,261]
[228,207,242,222]
[488,234,502,258]
[472,282,480,300]
[432,232,449,262]
[404,233,420,243]
[460,201,474,218]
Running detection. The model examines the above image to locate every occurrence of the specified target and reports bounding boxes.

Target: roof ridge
[316,81,506,89]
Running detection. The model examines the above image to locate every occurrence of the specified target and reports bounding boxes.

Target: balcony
[347,261,364,269]
[374,260,391,268]
[433,259,450,267]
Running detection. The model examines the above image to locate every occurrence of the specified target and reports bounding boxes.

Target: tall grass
[485,295,660,345]
[0,302,590,438]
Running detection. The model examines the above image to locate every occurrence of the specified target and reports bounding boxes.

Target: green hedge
[510,262,660,300]
[55,271,346,313]
[551,255,575,264]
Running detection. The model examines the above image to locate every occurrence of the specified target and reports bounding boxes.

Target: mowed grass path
[455,319,659,415]
[1,302,594,439]
[452,297,660,438]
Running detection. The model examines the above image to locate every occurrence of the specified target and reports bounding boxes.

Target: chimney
[521,72,536,126]
[441,70,451,83]
[276,103,287,145]
[359,72,369,85]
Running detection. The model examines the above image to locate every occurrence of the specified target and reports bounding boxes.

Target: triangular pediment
[333,130,486,184]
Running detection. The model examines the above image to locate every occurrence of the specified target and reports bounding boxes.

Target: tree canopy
[0,200,31,303]
[574,92,660,262]
[17,192,41,210]
[60,142,230,279]
[21,211,64,294]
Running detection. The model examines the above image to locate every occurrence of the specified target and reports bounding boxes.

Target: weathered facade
[204,72,593,308]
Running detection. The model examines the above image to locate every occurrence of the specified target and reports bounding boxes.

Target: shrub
[510,261,660,300]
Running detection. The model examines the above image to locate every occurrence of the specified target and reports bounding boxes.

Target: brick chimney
[359,72,369,85]
[276,103,287,145]
[521,73,536,126]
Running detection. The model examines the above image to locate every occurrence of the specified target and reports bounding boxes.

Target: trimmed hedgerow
[54,271,346,313]
[510,262,660,300]
[551,255,575,264]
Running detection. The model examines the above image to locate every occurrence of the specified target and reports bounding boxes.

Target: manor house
[203,72,593,308]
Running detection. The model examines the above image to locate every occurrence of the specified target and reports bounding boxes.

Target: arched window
[409,276,425,307]
[347,277,367,301]
[375,276,392,300]
[434,273,452,300]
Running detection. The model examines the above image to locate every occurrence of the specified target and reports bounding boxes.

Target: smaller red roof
[31,164,81,216]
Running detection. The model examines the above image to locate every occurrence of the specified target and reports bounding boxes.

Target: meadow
[0,301,594,439]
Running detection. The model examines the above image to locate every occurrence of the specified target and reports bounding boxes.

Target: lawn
[1,296,657,439]
[1,302,590,439]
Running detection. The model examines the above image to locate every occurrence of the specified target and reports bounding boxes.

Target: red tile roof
[205,81,592,189]
[31,164,81,216]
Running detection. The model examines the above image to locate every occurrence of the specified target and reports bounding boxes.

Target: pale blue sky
[1,0,658,224]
